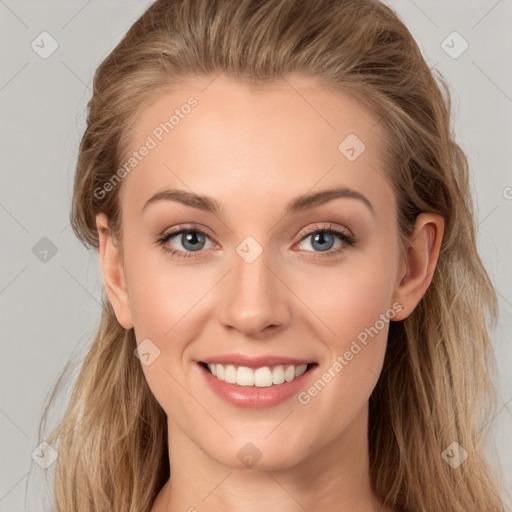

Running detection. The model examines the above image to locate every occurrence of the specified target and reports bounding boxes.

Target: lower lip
[197,362,317,409]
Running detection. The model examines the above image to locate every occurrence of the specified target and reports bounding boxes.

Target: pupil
[183,231,204,251]
[313,232,333,252]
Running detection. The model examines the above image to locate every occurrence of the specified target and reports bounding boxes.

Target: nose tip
[216,258,291,338]
[224,310,283,338]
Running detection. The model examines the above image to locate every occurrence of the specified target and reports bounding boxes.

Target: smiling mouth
[199,362,318,387]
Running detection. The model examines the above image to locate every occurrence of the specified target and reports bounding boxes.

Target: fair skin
[96,74,444,512]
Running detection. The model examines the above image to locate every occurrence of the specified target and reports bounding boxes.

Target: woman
[36,0,505,510]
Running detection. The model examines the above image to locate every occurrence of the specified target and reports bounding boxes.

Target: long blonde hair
[33,0,504,510]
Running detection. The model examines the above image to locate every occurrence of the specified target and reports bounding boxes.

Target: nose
[216,247,291,338]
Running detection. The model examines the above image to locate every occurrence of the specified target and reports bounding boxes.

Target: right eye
[157,226,217,260]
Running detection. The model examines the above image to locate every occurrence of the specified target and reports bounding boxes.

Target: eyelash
[156,223,356,260]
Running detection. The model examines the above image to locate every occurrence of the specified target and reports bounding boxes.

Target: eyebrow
[141,186,374,216]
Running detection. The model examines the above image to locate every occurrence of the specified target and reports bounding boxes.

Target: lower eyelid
[160,233,353,262]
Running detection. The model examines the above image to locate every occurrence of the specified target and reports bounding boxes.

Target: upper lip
[199,353,315,369]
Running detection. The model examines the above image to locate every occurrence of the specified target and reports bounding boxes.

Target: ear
[96,213,134,329]
[391,213,445,321]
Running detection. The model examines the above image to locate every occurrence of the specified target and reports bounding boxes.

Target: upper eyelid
[299,223,352,237]
[160,224,217,243]
[161,222,349,234]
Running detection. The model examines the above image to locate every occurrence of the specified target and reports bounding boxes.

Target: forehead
[118,73,392,216]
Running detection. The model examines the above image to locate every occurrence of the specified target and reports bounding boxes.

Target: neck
[152,403,389,512]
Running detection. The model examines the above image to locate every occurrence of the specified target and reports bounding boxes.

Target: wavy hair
[33,0,504,510]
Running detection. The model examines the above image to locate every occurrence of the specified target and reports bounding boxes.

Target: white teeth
[254,367,273,387]
[295,364,307,377]
[237,366,254,386]
[272,365,285,385]
[224,364,237,384]
[205,363,310,387]
[284,365,296,382]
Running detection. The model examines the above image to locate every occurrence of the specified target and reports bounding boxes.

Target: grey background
[0,0,511,510]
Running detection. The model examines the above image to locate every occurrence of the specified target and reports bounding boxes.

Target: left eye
[297,228,353,253]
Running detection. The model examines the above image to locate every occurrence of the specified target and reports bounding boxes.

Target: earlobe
[391,213,445,321]
[95,213,134,329]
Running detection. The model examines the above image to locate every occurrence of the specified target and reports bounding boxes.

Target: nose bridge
[217,237,290,336]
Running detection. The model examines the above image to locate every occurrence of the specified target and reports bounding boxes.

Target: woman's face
[98,74,412,470]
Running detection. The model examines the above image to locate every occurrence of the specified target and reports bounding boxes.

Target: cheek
[124,249,213,404]
[307,251,396,396]
[331,271,392,342]
[124,242,210,339]
[315,253,396,344]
